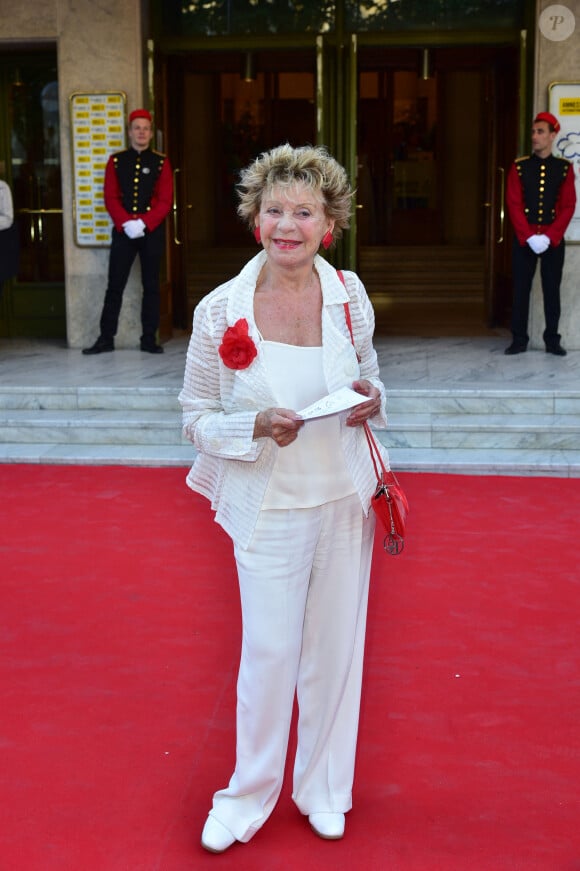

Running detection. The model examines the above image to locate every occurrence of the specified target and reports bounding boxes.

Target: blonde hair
[236,143,353,240]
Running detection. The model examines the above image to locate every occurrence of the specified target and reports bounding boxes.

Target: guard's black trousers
[510,238,565,347]
[99,226,164,343]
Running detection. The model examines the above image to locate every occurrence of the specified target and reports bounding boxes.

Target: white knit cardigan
[179,251,390,549]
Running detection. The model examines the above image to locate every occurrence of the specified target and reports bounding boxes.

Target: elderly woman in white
[179,144,390,855]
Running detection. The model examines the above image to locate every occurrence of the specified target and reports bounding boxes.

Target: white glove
[122,219,146,239]
[526,234,550,255]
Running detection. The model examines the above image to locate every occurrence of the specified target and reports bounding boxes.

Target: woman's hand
[346,380,382,427]
[254,408,304,447]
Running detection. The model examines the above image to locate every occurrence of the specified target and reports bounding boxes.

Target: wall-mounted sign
[549,82,580,242]
[70,91,126,246]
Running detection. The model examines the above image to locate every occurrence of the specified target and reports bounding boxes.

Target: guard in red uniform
[505,111,576,356]
[83,109,173,355]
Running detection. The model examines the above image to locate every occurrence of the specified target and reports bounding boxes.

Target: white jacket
[179,252,390,549]
[0,180,14,231]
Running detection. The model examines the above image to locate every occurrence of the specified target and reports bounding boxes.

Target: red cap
[533,112,560,133]
[128,109,152,125]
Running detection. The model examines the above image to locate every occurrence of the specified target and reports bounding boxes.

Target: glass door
[357,48,440,247]
[482,45,522,328]
[355,45,519,335]
[0,51,65,338]
[163,49,317,329]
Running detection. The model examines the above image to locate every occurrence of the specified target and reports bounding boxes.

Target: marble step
[0,408,185,446]
[1,383,579,474]
[2,385,580,415]
[388,388,580,416]
[1,442,579,477]
[392,447,580,476]
[1,404,580,450]
[384,413,580,451]
[0,386,180,412]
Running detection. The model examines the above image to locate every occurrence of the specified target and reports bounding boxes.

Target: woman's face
[256,182,334,270]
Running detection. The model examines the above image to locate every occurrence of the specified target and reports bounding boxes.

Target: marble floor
[0,332,578,392]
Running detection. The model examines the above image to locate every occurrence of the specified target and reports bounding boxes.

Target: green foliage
[158,0,525,37]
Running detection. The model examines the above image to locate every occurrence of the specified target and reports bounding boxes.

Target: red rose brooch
[218,318,258,370]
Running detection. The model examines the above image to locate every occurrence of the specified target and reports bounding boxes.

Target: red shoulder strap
[337,269,360,361]
[339,271,401,493]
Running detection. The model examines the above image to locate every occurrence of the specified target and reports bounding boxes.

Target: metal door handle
[18,207,63,244]
[497,166,505,244]
[172,167,182,246]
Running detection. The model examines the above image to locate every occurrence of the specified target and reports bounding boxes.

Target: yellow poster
[549,82,580,242]
[70,92,126,247]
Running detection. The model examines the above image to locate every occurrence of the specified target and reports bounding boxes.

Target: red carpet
[1,465,579,871]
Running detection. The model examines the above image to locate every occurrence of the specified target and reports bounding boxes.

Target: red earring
[253,227,261,244]
[322,230,333,250]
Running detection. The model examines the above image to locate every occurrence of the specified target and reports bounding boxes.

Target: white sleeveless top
[260,341,356,509]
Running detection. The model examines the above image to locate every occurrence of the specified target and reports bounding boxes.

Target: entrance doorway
[162,43,519,336]
[356,44,519,335]
[0,50,65,338]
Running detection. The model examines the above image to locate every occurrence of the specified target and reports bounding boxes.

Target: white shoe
[308,812,345,840]
[201,815,236,853]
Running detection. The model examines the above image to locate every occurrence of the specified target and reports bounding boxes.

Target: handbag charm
[373,479,405,555]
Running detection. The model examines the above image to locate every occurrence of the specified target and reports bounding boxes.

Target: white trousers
[208,493,375,842]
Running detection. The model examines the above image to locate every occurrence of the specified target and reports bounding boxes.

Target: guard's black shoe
[504,342,527,355]
[140,339,164,354]
[545,343,567,356]
[82,337,114,355]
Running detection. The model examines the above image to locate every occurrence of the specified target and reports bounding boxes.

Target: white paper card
[298,386,368,420]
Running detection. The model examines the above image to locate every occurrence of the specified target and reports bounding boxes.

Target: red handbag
[338,269,409,554]
[363,422,409,555]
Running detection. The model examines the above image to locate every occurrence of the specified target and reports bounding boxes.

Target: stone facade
[1,0,579,348]
[529,1,580,350]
